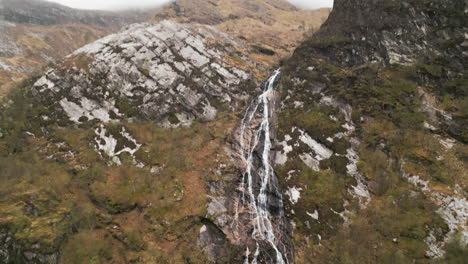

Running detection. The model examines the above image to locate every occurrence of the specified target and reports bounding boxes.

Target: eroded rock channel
[230,70,293,264]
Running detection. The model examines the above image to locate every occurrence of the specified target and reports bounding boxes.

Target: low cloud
[47,0,174,10]
[286,0,334,9]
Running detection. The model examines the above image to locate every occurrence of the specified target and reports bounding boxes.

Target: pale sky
[45,0,334,10]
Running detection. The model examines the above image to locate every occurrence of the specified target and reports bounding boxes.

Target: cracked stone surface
[32,20,257,127]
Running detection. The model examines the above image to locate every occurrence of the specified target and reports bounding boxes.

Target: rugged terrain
[0,0,148,95]
[0,0,466,263]
[0,0,330,96]
[276,0,467,262]
[0,17,271,263]
[154,0,331,67]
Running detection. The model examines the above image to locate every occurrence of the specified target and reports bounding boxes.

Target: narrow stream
[237,69,287,264]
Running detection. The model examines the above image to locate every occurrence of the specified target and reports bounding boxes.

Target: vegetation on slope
[0,80,242,263]
[275,0,467,262]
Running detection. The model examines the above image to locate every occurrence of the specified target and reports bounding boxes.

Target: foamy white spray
[237,69,287,264]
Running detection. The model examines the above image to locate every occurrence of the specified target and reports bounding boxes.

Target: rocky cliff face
[298,0,466,67]
[276,0,467,262]
[0,0,330,99]
[31,21,257,128]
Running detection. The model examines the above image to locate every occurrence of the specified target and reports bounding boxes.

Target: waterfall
[236,69,287,264]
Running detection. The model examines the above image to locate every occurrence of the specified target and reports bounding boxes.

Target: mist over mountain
[42,0,333,10]
[42,0,175,11]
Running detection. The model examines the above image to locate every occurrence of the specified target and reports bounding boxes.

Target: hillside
[0,0,466,263]
[0,18,265,263]
[0,0,141,28]
[154,0,331,68]
[277,0,467,262]
[0,0,329,97]
[0,0,148,95]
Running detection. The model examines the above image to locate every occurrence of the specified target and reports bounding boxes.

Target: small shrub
[60,231,117,264]
[125,228,147,251]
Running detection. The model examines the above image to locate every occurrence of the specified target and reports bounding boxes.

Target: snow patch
[438,137,455,150]
[425,232,445,258]
[403,169,468,258]
[423,121,437,131]
[275,134,293,165]
[407,175,430,191]
[299,153,320,171]
[34,76,57,92]
[345,148,371,204]
[293,101,304,108]
[60,97,120,123]
[0,21,16,28]
[0,60,12,71]
[94,125,141,165]
[297,128,333,160]
[286,186,303,204]
[307,210,319,221]
[200,225,207,234]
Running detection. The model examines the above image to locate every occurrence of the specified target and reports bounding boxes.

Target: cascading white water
[237,69,286,264]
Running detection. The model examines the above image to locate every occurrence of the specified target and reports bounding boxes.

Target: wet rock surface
[227,71,293,263]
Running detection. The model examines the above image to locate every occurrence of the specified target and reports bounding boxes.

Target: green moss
[419,63,443,78]
[330,137,350,155]
[320,155,349,175]
[278,161,349,240]
[115,96,138,118]
[383,1,403,12]
[279,106,345,142]
[440,234,468,264]
[299,62,425,129]
[307,184,447,263]
[299,169,347,208]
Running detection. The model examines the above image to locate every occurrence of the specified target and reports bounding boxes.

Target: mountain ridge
[0,0,145,28]
[0,0,330,96]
